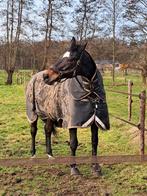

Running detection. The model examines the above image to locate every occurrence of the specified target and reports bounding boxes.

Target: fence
[15,71,33,85]
[0,155,147,167]
[106,80,146,155]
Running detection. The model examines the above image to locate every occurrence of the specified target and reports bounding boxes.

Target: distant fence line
[13,68,143,85]
[106,81,146,155]
[15,71,33,85]
[106,89,139,98]
[0,71,140,86]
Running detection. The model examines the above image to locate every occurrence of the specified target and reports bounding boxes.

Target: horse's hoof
[91,164,102,177]
[71,167,81,175]
[31,155,36,159]
[47,154,55,159]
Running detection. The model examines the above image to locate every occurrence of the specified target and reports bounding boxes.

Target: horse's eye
[70,53,77,60]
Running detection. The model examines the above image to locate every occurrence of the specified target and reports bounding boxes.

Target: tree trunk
[4,0,23,85]
[112,0,116,84]
[41,0,52,71]
[142,69,147,85]
[6,70,14,85]
[142,74,146,85]
[124,68,128,76]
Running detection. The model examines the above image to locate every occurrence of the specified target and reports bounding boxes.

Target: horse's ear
[81,42,87,51]
[70,37,76,50]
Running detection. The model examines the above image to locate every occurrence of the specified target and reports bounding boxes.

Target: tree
[0,0,34,84]
[39,0,71,70]
[123,0,147,39]
[123,0,147,84]
[102,0,124,83]
[73,0,103,41]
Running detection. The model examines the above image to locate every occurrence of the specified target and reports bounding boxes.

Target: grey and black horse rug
[26,70,110,130]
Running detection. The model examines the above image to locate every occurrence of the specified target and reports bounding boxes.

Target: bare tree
[39,0,71,70]
[0,0,34,84]
[102,0,123,83]
[123,0,147,84]
[123,0,147,39]
[73,0,103,41]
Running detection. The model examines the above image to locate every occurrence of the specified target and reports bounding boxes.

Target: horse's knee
[69,130,78,151]
[91,134,98,151]
[91,133,98,144]
[70,136,78,156]
[91,124,98,144]
[30,121,37,156]
[91,123,98,156]
[30,122,37,136]
[44,119,53,136]
[70,138,78,150]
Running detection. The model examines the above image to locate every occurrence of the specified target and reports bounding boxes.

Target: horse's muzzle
[43,73,50,83]
[43,72,61,85]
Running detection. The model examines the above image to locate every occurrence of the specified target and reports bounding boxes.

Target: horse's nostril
[43,73,49,81]
[59,71,62,76]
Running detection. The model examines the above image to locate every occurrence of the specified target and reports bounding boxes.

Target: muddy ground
[0,165,112,196]
[0,164,147,196]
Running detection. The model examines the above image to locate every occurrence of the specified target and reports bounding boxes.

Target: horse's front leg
[30,119,38,157]
[69,128,80,175]
[44,119,54,159]
[91,122,102,176]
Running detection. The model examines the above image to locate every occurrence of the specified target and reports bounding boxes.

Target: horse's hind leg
[69,128,80,175]
[30,118,38,157]
[44,119,54,158]
[91,122,102,176]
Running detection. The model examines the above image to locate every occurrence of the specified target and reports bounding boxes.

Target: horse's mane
[85,50,96,68]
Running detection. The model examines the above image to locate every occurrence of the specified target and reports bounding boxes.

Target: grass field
[0,70,147,195]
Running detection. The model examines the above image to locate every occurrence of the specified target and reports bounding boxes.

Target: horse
[26,37,110,176]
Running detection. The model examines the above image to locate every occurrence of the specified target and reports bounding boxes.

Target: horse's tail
[52,124,57,136]
[51,119,63,136]
[44,119,57,136]
[53,119,63,135]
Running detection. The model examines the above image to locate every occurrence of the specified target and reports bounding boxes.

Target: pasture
[0,70,147,195]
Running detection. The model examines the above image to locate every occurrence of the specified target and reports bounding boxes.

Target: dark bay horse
[26,37,110,175]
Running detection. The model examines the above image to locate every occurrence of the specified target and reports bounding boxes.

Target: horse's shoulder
[26,71,46,93]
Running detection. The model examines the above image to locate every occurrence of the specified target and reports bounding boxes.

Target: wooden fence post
[23,72,26,85]
[128,80,133,121]
[16,72,19,85]
[139,90,146,155]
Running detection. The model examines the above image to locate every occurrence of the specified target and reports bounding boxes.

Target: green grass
[0,70,147,195]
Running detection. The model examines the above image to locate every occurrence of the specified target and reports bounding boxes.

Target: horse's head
[43,37,87,85]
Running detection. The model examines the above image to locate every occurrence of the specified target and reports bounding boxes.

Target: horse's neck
[79,52,96,81]
[81,67,96,81]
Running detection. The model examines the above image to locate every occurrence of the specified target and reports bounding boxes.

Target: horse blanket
[26,70,110,130]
